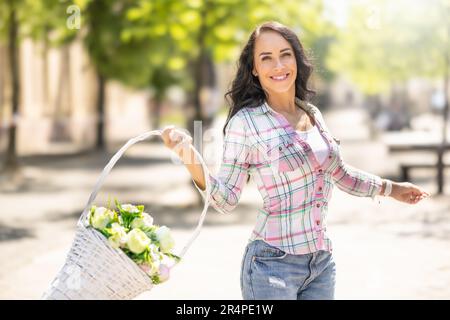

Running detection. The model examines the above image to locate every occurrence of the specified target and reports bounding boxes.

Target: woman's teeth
[271,74,289,81]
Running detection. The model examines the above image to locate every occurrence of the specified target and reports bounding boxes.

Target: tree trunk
[42,26,50,116]
[147,95,162,143]
[0,45,5,127]
[188,1,209,139]
[188,1,222,205]
[202,53,217,129]
[4,1,19,171]
[96,72,106,150]
[151,97,162,131]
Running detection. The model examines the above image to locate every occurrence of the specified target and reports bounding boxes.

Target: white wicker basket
[42,129,211,300]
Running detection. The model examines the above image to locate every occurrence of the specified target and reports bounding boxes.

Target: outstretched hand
[390,181,430,204]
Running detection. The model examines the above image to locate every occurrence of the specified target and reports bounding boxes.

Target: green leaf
[164,252,182,262]
[150,275,161,285]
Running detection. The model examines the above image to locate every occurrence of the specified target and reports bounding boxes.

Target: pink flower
[158,264,170,283]
[139,264,151,274]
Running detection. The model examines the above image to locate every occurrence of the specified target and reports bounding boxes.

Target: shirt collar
[257,97,316,118]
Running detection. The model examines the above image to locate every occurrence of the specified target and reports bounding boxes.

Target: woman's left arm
[310,103,430,204]
[331,155,384,199]
[331,155,430,204]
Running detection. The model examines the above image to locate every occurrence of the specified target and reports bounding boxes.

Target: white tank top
[296,125,329,165]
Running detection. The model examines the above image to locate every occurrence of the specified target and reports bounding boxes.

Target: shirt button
[318,169,323,173]
[316,221,320,226]
[328,155,332,159]
[318,187,323,191]
[316,204,320,208]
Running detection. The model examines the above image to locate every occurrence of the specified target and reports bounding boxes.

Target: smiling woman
[160,20,430,301]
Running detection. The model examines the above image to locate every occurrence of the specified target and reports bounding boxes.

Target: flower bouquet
[42,129,211,300]
[88,200,180,285]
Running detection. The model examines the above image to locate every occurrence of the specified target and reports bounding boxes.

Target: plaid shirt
[195,98,383,255]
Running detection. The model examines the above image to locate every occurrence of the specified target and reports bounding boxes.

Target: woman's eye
[262,53,291,61]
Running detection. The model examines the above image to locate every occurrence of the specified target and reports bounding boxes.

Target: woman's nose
[273,58,284,70]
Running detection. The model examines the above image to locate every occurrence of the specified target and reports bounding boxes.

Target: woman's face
[252,31,297,95]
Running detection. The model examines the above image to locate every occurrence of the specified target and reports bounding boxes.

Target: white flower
[91,207,115,230]
[121,204,140,213]
[149,260,161,275]
[107,223,128,249]
[130,212,154,230]
[148,243,162,262]
[126,229,150,254]
[155,226,175,253]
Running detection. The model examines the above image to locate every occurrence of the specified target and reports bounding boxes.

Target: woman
[161,21,430,300]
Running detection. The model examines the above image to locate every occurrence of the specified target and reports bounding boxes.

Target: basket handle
[78,129,211,260]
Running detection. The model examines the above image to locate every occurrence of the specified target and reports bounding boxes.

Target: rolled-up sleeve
[193,114,251,214]
[331,153,383,200]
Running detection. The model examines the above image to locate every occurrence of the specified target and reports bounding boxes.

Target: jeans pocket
[253,241,288,261]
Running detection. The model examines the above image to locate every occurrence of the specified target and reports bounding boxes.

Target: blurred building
[0,38,151,155]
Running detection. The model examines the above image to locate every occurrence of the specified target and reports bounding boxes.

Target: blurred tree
[120,0,334,204]
[122,0,334,137]
[327,0,449,103]
[119,1,184,137]
[0,0,77,171]
[75,0,115,150]
[24,0,78,143]
[1,0,20,171]
[75,0,180,148]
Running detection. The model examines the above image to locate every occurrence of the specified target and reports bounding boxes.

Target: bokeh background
[0,0,449,299]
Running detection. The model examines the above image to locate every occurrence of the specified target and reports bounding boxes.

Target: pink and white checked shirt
[195,98,383,255]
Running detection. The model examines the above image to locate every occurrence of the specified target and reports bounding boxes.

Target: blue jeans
[240,240,336,300]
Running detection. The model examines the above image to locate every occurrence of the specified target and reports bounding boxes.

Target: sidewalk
[1,107,449,300]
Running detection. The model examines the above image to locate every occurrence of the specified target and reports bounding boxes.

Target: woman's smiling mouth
[270,73,290,81]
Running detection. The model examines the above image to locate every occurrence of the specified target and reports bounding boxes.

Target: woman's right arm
[161,115,251,214]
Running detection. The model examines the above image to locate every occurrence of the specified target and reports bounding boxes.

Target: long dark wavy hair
[223,21,315,136]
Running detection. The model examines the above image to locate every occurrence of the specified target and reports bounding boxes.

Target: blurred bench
[388,143,450,194]
[400,163,450,181]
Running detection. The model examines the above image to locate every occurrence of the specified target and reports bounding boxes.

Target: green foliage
[0,0,78,45]
[114,199,143,229]
[117,0,335,103]
[0,0,337,113]
[326,0,449,94]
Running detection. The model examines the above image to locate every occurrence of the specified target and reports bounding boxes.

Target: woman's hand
[161,125,193,152]
[390,181,430,204]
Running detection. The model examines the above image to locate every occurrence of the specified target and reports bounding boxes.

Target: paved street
[1,108,449,300]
